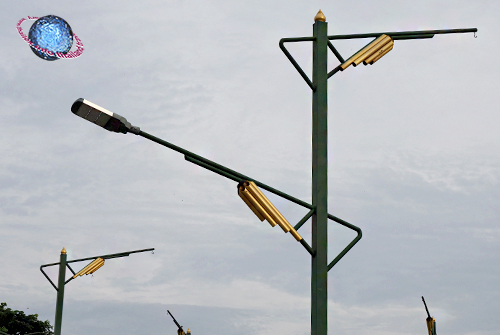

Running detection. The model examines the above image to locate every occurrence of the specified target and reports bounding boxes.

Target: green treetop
[0,303,53,335]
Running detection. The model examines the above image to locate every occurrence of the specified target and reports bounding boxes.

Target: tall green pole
[311,11,328,335]
[54,247,67,335]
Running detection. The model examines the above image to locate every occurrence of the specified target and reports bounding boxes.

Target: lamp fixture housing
[71,98,138,134]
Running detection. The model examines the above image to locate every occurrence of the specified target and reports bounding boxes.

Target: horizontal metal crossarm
[328,28,475,78]
[138,131,312,210]
[392,34,435,40]
[65,248,154,264]
[327,214,362,271]
[185,155,241,182]
[40,248,154,288]
[327,28,477,40]
[281,28,476,81]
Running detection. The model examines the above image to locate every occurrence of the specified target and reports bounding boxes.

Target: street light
[71,97,326,257]
[40,247,154,335]
[70,10,476,335]
[71,98,139,134]
[278,11,476,335]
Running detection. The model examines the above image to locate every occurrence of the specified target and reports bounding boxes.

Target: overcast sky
[1,1,498,335]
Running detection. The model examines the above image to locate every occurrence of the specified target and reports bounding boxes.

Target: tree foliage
[0,303,53,335]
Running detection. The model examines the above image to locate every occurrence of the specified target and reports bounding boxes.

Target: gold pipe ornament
[239,186,278,227]
[289,227,303,241]
[238,181,302,241]
[341,34,393,70]
[368,43,393,64]
[352,35,391,66]
[363,39,393,64]
[73,258,105,278]
[245,182,290,233]
[238,187,265,221]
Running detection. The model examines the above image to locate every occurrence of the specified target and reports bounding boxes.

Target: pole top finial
[187,329,191,334]
[314,10,326,22]
[61,247,67,254]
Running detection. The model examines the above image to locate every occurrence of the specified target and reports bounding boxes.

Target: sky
[0,1,498,335]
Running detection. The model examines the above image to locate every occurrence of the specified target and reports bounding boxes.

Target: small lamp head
[71,98,138,134]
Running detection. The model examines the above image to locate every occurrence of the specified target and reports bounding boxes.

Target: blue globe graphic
[28,15,73,61]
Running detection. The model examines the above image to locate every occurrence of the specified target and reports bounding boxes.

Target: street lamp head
[71,98,139,134]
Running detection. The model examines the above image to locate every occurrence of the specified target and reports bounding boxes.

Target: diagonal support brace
[327,214,362,271]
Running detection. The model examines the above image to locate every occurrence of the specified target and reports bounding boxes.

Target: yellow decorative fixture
[72,258,105,278]
[238,181,302,241]
[341,34,394,70]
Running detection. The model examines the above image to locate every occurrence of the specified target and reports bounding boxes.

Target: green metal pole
[311,11,328,335]
[54,248,67,335]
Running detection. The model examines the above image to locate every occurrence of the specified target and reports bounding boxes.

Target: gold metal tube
[267,195,295,234]
[247,183,302,242]
[247,181,292,231]
[341,34,390,70]
[73,271,83,278]
[369,43,393,64]
[352,36,391,66]
[73,258,104,278]
[88,260,105,274]
[240,187,278,227]
[289,227,303,241]
[73,263,93,278]
[245,182,290,233]
[83,258,104,275]
[238,188,265,221]
[363,39,393,64]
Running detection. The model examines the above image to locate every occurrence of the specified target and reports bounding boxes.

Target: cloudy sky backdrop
[1,1,498,335]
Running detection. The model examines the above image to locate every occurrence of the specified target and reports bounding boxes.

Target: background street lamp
[168,310,191,335]
[70,11,476,335]
[40,247,154,335]
[279,11,476,335]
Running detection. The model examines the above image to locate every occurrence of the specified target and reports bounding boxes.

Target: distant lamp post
[167,310,191,335]
[422,296,437,335]
[40,247,154,335]
[70,10,476,335]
